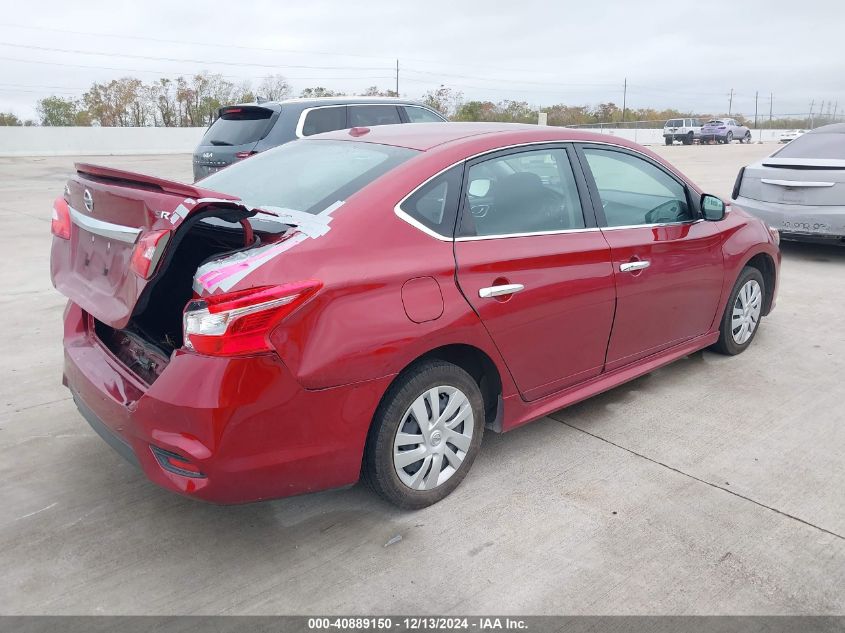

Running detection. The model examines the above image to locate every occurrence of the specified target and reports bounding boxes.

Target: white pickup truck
[663,118,703,145]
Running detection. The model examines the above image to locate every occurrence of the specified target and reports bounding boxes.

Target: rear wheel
[665,136,673,145]
[712,267,765,355]
[725,131,734,144]
[683,132,694,145]
[362,360,485,509]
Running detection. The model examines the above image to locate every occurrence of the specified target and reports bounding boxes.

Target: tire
[362,359,485,509]
[743,132,752,144]
[726,132,733,144]
[711,266,765,355]
[683,132,693,145]
[665,136,673,145]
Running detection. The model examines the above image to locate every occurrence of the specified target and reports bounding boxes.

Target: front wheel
[362,360,485,509]
[665,136,673,145]
[712,267,765,355]
[742,132,752,143]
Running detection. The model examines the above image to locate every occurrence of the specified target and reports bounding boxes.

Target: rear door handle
[619,261,651,273]
[479,284,525,298]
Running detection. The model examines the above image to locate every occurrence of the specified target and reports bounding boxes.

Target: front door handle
[479,283,525,298]
[619,261,651,273]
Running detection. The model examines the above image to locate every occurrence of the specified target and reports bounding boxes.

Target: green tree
[36,96,90,126]
[361,85,398,97]
[0,112,22,126]
[83,78,143,126]
[299,87,338,98]
[257,75,292,101]
[422,85,463,118]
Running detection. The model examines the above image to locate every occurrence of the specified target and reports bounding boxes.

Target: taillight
[183,281,321,356]
[51,197,71,240]
[234,151,257,160]
[130,229,170,279]
[731,166,746,200]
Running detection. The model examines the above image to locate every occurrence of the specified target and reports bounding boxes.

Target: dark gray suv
[192,97,447,181]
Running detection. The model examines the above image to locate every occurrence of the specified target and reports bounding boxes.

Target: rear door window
[460,148,585,237]
[300,106,347,136]
[201,107,274,146]
[349,105,402,127]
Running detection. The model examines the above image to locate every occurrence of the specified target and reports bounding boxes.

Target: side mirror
[701,194,726,221]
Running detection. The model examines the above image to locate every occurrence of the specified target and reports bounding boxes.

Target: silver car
[732,123,845,242]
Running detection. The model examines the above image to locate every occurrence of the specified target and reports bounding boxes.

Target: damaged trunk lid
[50,163,246,330]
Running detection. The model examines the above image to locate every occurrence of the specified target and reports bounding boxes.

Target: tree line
[0,72,835,130]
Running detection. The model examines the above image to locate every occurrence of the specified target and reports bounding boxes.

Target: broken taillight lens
[130,229,170,279]
[183,281,321,356]
[51,197,71,240]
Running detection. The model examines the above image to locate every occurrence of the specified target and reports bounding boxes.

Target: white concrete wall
[0,126,206,156]
[566,127,791,145]
[0,125,794,156]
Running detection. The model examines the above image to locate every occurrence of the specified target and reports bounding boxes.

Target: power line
[0,22,569,76]
[0,55,392,83]
[402,67,616,88]
[0,41,392,72]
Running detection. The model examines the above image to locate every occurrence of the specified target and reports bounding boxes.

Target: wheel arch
[374,343,505,436]
[742,251,777,315]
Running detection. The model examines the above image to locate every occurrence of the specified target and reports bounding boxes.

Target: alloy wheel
[393,386,474,491]
[731,279,762,344]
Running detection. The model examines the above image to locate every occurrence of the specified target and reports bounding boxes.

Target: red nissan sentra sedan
[50,123,780,508]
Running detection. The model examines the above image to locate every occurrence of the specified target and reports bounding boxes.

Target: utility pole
[820,100,825,125]
[754,91,759,128]
[621,77,627,124]
[395,59,399,96]
[834,102,839,122]
[809,99,815,128]
[728,88,734,115]
[769,93,773,127]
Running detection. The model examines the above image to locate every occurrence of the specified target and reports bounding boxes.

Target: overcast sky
[2,0,844,122]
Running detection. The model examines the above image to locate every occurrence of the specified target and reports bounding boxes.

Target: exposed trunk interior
[94,214,276,384]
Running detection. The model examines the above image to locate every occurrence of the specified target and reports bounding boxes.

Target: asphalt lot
[1,142,843,615]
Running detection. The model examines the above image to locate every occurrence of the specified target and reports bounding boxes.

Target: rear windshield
[200,107,274,147]
[705,120,725,126]
[198,140,418,214]
[773,132,845,159]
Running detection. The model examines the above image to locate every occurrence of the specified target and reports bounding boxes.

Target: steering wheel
[645,200,684,224]
[539,189,567,225]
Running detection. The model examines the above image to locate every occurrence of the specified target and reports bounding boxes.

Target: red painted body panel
[52,124,781,504]
[401,277,444,323]
[454,232,616,400]
[62,302,389,503]
[601,221,725,369]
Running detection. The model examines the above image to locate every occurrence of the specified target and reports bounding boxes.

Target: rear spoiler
[761,158,845,170]
[75,163,239,200]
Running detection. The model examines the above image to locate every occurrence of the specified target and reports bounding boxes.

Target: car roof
[306,122,650,153]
